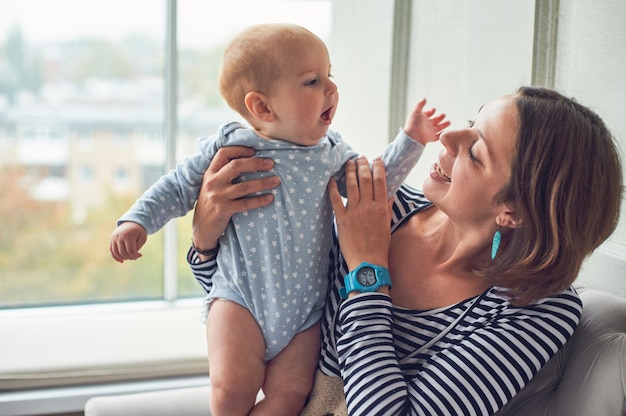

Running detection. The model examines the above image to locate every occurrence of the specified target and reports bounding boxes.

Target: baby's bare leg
[251,322,321,416]
[206,299,265,416]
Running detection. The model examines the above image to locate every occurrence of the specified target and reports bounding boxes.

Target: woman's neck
[388,207,492,310]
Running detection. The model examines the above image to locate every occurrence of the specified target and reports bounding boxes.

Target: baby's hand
[403,98,451,145]
[110,222,148,263]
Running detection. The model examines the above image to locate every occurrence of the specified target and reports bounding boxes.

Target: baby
[110,23,448,415]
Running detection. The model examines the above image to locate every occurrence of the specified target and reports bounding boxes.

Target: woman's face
[423,93,520,227]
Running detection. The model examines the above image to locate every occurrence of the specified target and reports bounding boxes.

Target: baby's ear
[244,91,275,122]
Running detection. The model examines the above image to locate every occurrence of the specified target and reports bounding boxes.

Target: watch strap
[340,262,391,299]
[191,239,219,257]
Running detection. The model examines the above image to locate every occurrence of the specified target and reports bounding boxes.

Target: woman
[189,87,623,415]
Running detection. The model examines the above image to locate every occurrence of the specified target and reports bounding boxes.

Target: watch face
[357,267,377,287]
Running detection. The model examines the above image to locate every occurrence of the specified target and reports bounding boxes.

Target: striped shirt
[318,185,583,415]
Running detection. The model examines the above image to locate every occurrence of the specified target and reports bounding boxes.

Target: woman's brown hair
[482,86,623,305]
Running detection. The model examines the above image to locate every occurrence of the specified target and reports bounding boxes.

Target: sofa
[84,285,626,415]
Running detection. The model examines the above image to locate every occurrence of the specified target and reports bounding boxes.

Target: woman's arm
[336,290,581,415]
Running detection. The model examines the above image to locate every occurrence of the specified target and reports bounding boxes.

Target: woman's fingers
[207,146,257,174]
[328,177,345,217]
[371,158,388,203]
[231,190,275,212]
[344,159,359,203]
[355,156,388,202]
[342,156,388,203]
[221,156,274,183]
[202,146,279,204]
[354,156,374,203]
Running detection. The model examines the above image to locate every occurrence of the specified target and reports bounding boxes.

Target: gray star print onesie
[118,121,424,360]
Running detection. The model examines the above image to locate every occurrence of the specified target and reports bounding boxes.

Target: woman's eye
[467,146,479,164]
[467,119,475,128]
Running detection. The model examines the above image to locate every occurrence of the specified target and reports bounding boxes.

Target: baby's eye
[304,78,318,87]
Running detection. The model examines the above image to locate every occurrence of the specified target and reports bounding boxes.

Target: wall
[555,0,626,296]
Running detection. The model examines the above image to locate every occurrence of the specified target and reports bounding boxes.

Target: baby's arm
[378,99,449,196]
[332,98,449,199]
[110,149,213,262]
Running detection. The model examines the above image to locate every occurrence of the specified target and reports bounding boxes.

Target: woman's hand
[328,156,392,272]
[192,146,280,260]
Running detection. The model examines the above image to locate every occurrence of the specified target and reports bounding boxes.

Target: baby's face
[264,36,339,146]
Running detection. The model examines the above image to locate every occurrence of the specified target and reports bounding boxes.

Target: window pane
[175,0,334,296]
[0,0,166,307]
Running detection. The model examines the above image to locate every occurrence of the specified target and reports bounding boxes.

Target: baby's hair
[218,23,322,118]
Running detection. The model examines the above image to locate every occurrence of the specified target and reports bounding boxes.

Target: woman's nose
[439,129,459,157]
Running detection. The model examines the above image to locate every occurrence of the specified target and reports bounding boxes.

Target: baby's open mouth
[321,106,333,122]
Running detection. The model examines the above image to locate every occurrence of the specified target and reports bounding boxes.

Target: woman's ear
[497,203,522,229]
[244,91,275,122]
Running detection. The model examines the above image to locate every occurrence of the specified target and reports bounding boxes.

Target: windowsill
[0,299,209,391]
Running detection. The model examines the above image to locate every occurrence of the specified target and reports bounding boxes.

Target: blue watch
[339,262,392,299]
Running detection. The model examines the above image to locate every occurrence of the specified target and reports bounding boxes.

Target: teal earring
[491,230,502,260]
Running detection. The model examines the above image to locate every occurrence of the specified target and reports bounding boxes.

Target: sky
[0,0,332,48]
